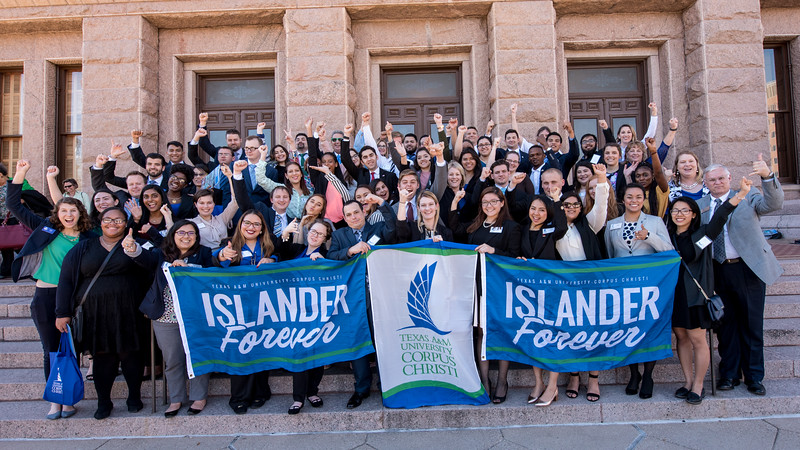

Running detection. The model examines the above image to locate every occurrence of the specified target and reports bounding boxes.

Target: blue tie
[273,213,282,237]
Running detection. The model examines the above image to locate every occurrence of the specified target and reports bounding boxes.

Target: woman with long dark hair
[55,207,150,420]
[666,179,750,404]
[8,160,94,420]
[215,209,276,414]
[123,219,214,416]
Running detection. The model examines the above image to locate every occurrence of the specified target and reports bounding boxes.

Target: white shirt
[709,192,740,259]
[530,164,545,194]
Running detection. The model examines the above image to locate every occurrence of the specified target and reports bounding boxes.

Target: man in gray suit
[698,154,784,395]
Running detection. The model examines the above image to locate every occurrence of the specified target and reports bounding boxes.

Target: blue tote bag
[43,326,84,406]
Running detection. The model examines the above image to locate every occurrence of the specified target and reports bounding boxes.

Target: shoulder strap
[76,240,121,310]
[679,257,710,301]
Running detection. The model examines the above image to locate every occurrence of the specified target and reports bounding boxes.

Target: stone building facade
[0,0,798,191]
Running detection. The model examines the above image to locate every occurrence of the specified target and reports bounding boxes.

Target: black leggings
[92,351,144,409]
[30,287,60,380]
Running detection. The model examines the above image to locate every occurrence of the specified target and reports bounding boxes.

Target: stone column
[487,1,559,141]
[683,0,769,177]
[283,8,355,130]
[81,16,158,173]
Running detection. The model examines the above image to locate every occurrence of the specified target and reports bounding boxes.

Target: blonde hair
[416,190,441,233]
[446,161,466,189]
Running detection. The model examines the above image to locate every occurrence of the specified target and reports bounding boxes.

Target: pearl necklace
[680,180,700,190]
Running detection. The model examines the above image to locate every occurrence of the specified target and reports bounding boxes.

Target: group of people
[1,102,784,421]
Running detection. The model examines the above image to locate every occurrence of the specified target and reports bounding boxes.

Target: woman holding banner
[517,188,568,407]
[666,179,750,404]
[396,190,453,243]
[605,184,674,399]
[123,220,214,416]
[215,209,277,414]
[558,164,609,402]
[449,186,520,403]
[277,219,332,414]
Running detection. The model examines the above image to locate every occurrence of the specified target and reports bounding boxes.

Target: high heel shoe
[639,374,654,399]
[492,381,508,404]
[527,391,541,404]
[534,391,558,407]
[626,370,642,395]
[566,373,580,399]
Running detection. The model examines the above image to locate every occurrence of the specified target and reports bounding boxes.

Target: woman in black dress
[55,207,150,420]
[666,178,750,404]
[449,186,520,403]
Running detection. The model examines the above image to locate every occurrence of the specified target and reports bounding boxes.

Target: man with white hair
[697,154,784,396]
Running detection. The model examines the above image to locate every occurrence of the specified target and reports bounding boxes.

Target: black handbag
[680,259,724,324]
[72,241,120,342]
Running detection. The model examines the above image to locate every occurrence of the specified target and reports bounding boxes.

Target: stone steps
[1,378,799,439]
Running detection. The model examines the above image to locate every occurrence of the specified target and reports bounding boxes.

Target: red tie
[406,202,414,223]
[371,172,376,181]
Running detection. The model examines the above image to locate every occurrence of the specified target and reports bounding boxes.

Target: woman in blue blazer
[7,160,93,420]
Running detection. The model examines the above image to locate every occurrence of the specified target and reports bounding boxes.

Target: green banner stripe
[172,258,359,278]
[382,380,486,399]
[369,247,476,257]
[486,344,672,363]
[492,257,680,274]
[191,340,373,368]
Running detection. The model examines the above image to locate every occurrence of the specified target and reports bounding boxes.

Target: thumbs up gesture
[123,228,137,252]
[749,153,772,178]
[635,225,649,241]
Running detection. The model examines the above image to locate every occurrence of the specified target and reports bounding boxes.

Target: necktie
[273,213,283,237]
[354,229,362,242]
[148,180,157,186]
[712,198,727,263]
[406,202,414,223]
[371,172,376,181]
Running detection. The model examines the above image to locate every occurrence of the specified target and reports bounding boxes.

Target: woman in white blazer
[605,183,674,400]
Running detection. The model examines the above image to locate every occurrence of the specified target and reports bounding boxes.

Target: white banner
[367,241,489,408]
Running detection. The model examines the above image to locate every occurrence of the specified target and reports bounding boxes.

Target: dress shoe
[288,402,304,415]
[674,387,690,399]
[46,411,61,420]
[716,378,740,391]
[187,400,206,415]
[231,403,248,415]
[625,371,642,395]
[308,396,323,408]
[251,397,267,408]
[747,382,766,396]
[686,389,705,405]
[127,400,144,413]
[61,408,77,418]
[346,392,368,409]
[94,406,112,420]
[534,392,558,407]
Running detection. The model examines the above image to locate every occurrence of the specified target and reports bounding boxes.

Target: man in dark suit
[196,112,245,161]
[328,198,396,409]
[527,145,561,196]
[340,135,398,194]
[127,129,186,177]
[237,135,276,206]
[698,154,784,395]
[230,160,284,237]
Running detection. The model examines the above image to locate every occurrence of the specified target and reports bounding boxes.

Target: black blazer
[340,138,398,194]
[277,239,329,262]
[327,204,397,261]
[6,183,96,282]
[448,212,521,257]
[395,218,453,243]
[520,201,568,260]
[187,141,218,171]
[133,245,215,319]
[232,176,278,236]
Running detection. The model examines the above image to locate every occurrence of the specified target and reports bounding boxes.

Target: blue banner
[164,257,374,377]
[483,251,680,372]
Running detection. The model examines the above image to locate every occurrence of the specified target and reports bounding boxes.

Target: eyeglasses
[193,173,205,178]
[481,199,501,207]
[169,175,187,184]
[331,138,343,142]
[670,208,692,216]
[308,229,326,238]
[563,202,582,209]
[242,220,262,229]
[101,218,126,225]
[244,146,260,151]
[63,184,75,189]
[175,230,196,237]
[478,143,492,148]
[581,138,596,143]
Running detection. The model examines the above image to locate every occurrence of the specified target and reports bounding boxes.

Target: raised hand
[510,103,518,116]
[486,119,495,135]
[433,113,443,128]
[669,117,678,131]
[428,142,444,160]
[283,218,299,238]
[193,127,208,141]
[308,164,331,175]
[563,120,574,135]
[458,125,467,135]
[343,123,354,138]
[316,122,326,134]
[448,117,458,130]
[109,140,127,159]
[635,225,649,241]
[398,189,412,204]
[15,160,30,176]
[361,112,371,127]
[160,203,173,221]
[363,193,385,206]
[198,112,208,126]
[511,172,527,187]
[95,154,109,168]
[592,163,608,182]
[385,121,393,135]
[126,198,142,221]
[219,163,232,179]
[233,160,249,175]
[598,119,608,130]
[739,177,753,196]
[624,161,639,179]
[258,145,269,161]
[749,153,772,178]
[46,166,59,178]
[284,129,294,145]
[648,102,657,116]
[257,122,266,133]
[480,166,492,181]
[645,137,657,156]
[131,129,144,144]
[122,228,137,252]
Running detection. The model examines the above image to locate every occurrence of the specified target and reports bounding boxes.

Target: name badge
[197,223,206,229]
[609,223,622,230]
[542,227,555,234]
[367,235,381,246]
[241,250,253,258]
[42,226,56,234]
[590,154,601,164]
[142,242,154,250]
[490,227,503,234]
[696,236,713,249]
